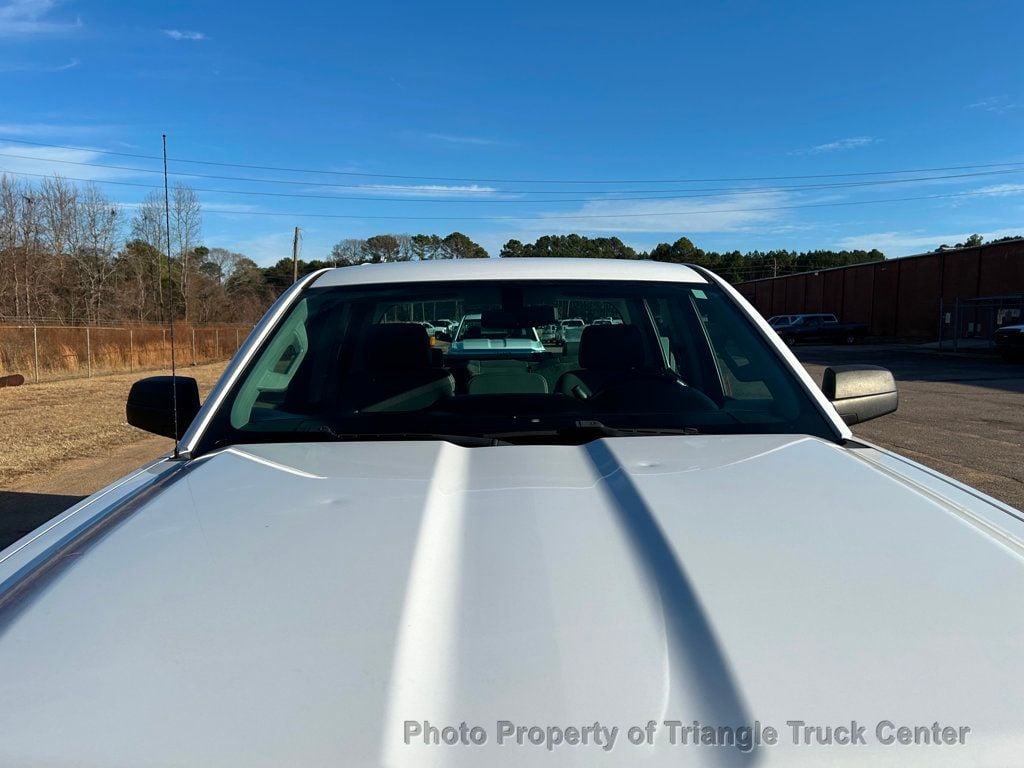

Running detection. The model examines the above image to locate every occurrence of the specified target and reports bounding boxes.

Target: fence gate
[939,294,1024,350]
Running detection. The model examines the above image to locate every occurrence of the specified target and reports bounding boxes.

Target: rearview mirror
[821,365,898,426]
[126,376,201,439]
[482,305,557,328]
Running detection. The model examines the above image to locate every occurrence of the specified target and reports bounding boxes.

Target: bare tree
[73,184,121,322]
[396,234,414,261]
[130,191,167,249]
[329,238,366,266]
[203,246,245,283]
[130,191,169,316]
[0,173,267,327]
[39,176,78,259]
[35,176,80,320]
[171,183,202,321]
[0,175,23,318]
[18,190,42,320]
[115,239,162,323]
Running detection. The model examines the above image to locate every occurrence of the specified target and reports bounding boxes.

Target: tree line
[500,234,886,282]
[264,232,490,284]
[5,172,946,329]
[0,174,272,325]
[933,233,1022,251]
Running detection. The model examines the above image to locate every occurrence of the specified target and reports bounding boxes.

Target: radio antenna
[162,134,180,459]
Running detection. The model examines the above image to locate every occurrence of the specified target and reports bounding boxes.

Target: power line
[2,135,1024,185]
[2,157,1023,202]
[0,165,1008,221]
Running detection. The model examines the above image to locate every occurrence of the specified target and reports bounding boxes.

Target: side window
[690,290,773,402]
[230,300,310,428]
[649,295,722,401]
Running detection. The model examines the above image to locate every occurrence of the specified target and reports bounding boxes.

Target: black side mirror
[822,365,898,426]
[126,376,201,439]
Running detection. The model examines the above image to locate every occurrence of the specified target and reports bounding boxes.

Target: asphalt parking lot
[797,344,1024,511]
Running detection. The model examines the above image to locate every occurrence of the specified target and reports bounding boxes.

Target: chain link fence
[938,295,1024,351]
[0,323,252,384]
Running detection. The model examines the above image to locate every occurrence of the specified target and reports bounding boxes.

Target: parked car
[537,323,562,345]
[1,257,1020,766]
[560,317,586,345]
[995,322,1024,360]
[767,313,802,328]
[774,313,868,345]
[769,312,837,329]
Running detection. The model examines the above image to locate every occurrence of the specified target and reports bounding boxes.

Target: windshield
[198,279,835,452]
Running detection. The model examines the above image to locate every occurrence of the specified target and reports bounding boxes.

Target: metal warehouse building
[736,238,1024,341]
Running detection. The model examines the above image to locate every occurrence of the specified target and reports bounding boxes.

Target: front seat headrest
[579,324,644,370]
[364,324,432,371]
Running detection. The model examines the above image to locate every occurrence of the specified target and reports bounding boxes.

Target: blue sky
[1,0,1022,264]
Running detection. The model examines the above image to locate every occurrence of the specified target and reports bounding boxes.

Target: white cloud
[0,57,79,72]
[791,136,879,155]
[521,191,791,234]
[834,228,1024,256]
[0,0,81,37]
[194,202,260,214]
[298,182,502,199]
[0,143,137,180]
[0,121,106,137]
[163,29,206,41]
[361,183,499,198]
[966,96,1017,115]
[418,132,504,146]
[970,183,1024,198]
[108,202,258,221]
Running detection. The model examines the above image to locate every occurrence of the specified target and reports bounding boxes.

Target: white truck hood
[1,435,1023,766]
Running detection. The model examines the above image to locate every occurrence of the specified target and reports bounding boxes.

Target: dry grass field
[0,362,227,488]
[0,324,246,382]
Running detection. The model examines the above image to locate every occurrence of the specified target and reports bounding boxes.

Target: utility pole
[292,226,301,284]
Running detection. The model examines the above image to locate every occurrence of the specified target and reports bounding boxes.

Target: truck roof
[312,258,707,287]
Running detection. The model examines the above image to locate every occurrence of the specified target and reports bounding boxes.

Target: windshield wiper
[486,420,700,441]
[573,420,701,437]
[315,425,512,447]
